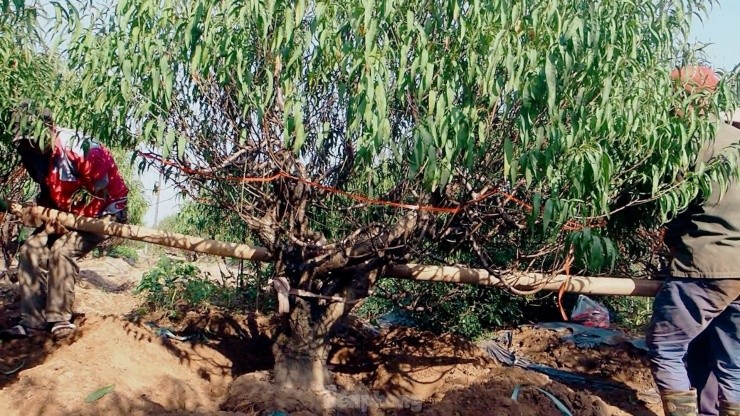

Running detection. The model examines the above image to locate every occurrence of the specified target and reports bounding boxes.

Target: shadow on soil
[78,268,135,293]
[0,266,145,389]
[125,309,276,378]
[3,372,250,416]
[0,278,80,389]
[325,322,661,416]
[0,278,55,388]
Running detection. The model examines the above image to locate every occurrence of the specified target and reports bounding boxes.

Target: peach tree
[36,0,740,388]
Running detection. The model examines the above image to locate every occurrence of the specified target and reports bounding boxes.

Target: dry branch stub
[3,201,662,297]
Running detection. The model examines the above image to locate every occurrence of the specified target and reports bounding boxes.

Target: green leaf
[177,133,186,159]
[164,129,175,157]
[509,156,519,189]
[603,237,617,269]
[295,0,305,26]
[503,137,513,178]
[427,89,437,115]
[292,100,305,152]
[0,360,24,375]
[530,192,542,228]
[84,384,115,403]
[151,66,160,97]
[545,53,557,113]
[376,83,387,116]
[122,59,131,80]
[589,235,604,271]
[160,56,172,101]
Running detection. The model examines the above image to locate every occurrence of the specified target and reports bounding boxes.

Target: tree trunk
[0,217,19,270]
[272,297,345,391]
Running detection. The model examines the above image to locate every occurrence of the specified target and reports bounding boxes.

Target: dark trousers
[688,329,720,415]
[646,278,740,404]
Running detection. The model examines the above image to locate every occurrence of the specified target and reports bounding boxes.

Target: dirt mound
[0,256,664,415]
[507,325,661,414]
[0,315,236,416]
[415,366,615,416]
[75,256,145,316]
[362,327,492,401]
[221,326,633,416]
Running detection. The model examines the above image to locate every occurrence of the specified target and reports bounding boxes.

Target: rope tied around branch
[136,151,598,232]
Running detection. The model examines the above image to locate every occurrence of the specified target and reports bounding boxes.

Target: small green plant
[358,278,529,339]
[94,244,139,262]
[135,256,213,312]
[600,295,654,332]
[134,256,272,316]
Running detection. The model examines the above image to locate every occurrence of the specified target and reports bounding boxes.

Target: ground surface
[0,254,663,415]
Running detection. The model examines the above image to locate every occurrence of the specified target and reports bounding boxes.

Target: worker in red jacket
[1,102,128,339]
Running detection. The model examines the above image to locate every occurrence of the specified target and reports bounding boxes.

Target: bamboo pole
[4,202,272,262]
[387,264,661,296]
[1,201,663,296]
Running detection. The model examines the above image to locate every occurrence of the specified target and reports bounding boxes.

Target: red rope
[137,151,593,230]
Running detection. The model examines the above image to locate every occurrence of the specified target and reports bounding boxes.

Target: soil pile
[221,324,647,416]
[0,255,662,415]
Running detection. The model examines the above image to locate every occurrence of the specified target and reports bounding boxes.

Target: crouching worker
[0,102,128,339]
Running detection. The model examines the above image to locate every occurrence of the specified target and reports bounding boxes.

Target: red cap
[670,66,719,93]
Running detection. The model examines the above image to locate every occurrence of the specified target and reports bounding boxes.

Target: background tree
[0,1,63,268]
[15,0,740,389]
[0,2,148,265]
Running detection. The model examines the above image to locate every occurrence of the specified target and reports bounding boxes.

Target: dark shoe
[719,400,740,416]
[49,321,76,340]
[0,324,44,339]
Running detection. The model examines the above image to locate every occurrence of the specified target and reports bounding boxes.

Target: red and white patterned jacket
[45,128,128,218]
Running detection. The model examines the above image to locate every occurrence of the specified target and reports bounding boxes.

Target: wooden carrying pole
[1,202,662,297]
[4,202,272,262]
[386,264,661,297]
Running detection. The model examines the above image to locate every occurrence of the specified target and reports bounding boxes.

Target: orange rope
[137,151,596,230]
[557,249,575,321]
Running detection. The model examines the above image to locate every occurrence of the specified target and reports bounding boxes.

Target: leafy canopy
[34,0,740,274]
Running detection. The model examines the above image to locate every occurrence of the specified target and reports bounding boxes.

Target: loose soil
[0,255,663,415]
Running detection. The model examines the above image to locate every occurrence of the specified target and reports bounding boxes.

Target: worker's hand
[44,219,68,235]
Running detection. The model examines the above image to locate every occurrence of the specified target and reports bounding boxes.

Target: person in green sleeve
[647,66,740,416]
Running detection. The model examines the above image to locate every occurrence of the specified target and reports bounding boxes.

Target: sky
[139,159,182,227]
[688,1,740,72]
[34,1,740,227]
